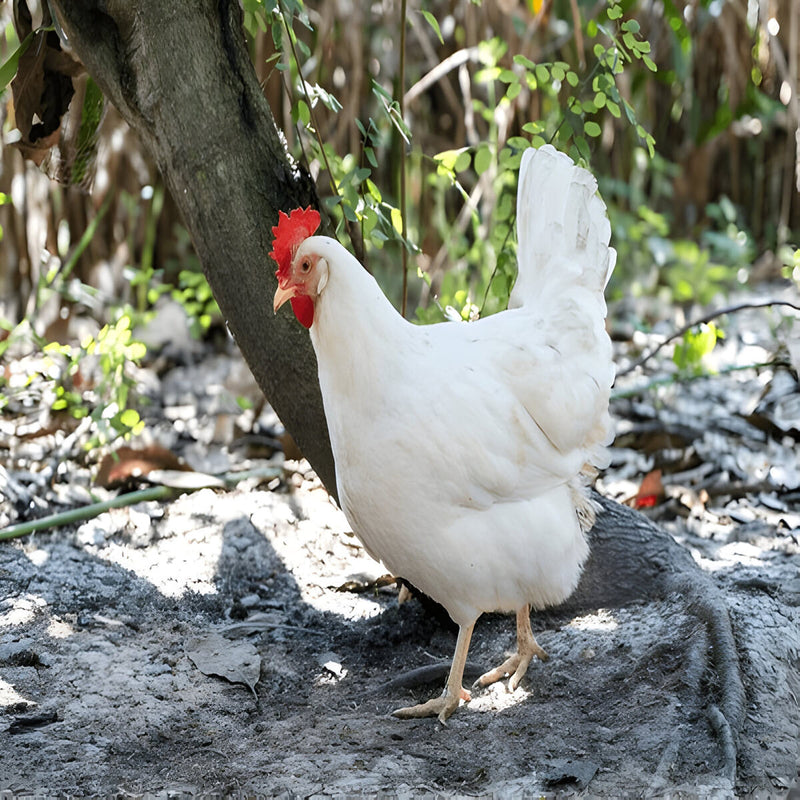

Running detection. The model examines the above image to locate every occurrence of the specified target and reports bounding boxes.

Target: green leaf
[673,323,721,373]
[513,54,537,71]
[127,341,147,361]
[455,150,471,172]
[534,64,550,85]
[421,10,444,44]
[622,31,638,52]
[584,121,602,137]
[0,30,33,95]
[607,3,623,20]
[297,99,311,125]
[119,409,141,429]
[434,147,469,172]
[390,206,404,234]
[474,145,492,175]
[522,120,545,134]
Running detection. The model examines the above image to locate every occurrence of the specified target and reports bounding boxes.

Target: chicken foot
[392,621,475,723]
[475,605,548,691]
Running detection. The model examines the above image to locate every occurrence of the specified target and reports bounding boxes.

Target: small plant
[1,313,147,449]
[672,322,723,375]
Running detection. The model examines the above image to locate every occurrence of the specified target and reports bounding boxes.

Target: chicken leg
[475,605,548,690]
[392,621,475,723]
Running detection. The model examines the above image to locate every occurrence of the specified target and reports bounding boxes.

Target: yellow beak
[273,283,296,313]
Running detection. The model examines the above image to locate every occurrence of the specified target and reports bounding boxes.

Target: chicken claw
[475,605,548,691]
[392,622,475,723]
[392,686,471,724]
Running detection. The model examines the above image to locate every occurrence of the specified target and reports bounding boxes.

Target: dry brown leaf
[95,445,193,489]
[11,3,84,169]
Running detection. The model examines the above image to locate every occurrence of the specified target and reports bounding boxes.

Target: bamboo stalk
[0,485,174,542]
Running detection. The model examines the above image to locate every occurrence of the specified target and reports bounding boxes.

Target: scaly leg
[475,605,548,691]
[392,620,476,723]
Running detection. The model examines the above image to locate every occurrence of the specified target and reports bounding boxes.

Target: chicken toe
[475,605,548,690]
[392,686,470,723]
[392,621,475,723]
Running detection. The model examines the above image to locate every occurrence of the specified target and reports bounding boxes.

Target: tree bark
[48,0,338,493]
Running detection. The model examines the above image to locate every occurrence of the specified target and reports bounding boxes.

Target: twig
[403,47,481,107]
[399,0,409,317]
[0,485,174,542]
[568,0,586,69]
[616,299,800,378]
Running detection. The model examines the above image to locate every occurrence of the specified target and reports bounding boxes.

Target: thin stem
[280,5,337,200]
[0,485,173,542]
[399,0,409,317]
[616,299,800,377]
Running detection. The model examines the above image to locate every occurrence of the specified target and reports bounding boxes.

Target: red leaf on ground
[631,469,664,509]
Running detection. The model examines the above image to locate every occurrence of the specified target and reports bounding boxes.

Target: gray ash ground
[1,298,799,797]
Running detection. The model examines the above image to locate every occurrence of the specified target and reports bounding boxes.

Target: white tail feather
[510,145,616,469]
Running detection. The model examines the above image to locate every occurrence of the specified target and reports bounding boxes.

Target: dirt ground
[2,308,800,797]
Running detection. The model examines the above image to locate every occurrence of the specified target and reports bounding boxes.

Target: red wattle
[291,295,315,329]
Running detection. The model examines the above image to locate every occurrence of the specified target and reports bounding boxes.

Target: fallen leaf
[630,469,664,509]
[95,445,193,488]
[185,633,261,699]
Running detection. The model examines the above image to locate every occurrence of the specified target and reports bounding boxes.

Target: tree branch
[616,298,800,377]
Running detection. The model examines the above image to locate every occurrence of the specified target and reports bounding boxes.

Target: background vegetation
[1,0,798,446]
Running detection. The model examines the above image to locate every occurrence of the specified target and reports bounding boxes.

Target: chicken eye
[300,258,312,273]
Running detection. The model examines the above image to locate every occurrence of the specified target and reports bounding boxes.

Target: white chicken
[272,144,616,722]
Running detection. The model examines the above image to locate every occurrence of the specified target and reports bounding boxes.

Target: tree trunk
[48,0,338,493]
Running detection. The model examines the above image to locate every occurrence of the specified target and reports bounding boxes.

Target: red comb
[270,206,321,281]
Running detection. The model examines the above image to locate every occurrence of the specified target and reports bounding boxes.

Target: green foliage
[271,0,660,321]
[0,178,218,450]
[780,245,800,287]
[171,269,221,338]
[0,314,147,448]
[673,322,723,375]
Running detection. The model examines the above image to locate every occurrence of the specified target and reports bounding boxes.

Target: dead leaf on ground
[628,468,664,509]
[95,445,193,488]
[185,633,261,699]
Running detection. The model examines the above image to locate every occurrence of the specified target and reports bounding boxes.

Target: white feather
[296,145,615,627]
